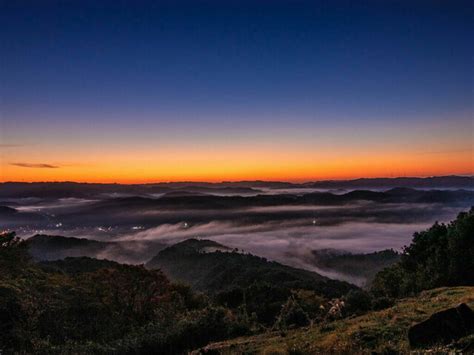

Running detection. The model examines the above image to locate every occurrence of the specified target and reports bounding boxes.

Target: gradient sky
[1,0,473,183]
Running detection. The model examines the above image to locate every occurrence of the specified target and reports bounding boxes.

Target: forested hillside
[1,209,473,353]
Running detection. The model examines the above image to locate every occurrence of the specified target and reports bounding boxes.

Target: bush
[274,297,310,330]
[371,296,395,311]
[292,289,326,321]
[345,290,373,314]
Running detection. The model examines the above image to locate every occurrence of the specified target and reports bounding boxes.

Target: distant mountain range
[0,175,472,198]
[306,176,474,189]
[76,188,474,219]
[3,186,473,230]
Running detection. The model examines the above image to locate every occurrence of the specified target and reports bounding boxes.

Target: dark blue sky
[1,0,473,182]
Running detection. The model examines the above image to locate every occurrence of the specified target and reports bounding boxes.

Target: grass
[192,287,474,354]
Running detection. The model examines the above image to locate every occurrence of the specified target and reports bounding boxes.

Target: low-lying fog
[2,186,472,284]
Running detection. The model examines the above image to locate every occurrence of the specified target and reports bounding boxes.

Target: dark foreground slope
[146,238,354,298]
[194,287,474,354]
[0,233,254,354]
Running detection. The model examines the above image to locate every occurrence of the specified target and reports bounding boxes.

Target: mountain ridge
[1,175,472,198]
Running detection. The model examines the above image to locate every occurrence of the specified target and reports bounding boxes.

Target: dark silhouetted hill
[39,256,121,275]
[26,234,165,264]
[146,238,355,298]
[310,249,401,285]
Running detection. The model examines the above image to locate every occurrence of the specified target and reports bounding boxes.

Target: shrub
[371,296,395,310]
[274,297,310,330]
[345,289,373,314]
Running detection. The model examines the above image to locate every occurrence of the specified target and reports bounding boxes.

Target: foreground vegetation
[0,233,253,353]
[195,286,474,354]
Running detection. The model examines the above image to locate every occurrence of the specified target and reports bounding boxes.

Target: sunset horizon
[3,146,473,183]
[2,172,474,185]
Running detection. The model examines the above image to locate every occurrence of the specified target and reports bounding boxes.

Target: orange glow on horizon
[2,148,472,183]
[2,109,472,184]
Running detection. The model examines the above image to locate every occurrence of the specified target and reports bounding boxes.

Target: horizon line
[1,174,473,185]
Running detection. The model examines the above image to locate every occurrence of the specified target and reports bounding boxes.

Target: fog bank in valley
[2,183,472,284]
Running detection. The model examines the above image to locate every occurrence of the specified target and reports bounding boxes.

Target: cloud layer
[11,162,59,169]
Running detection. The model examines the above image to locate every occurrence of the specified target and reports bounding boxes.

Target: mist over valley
[2,177,472,286]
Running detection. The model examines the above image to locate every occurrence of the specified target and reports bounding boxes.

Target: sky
[1,0,473,183]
